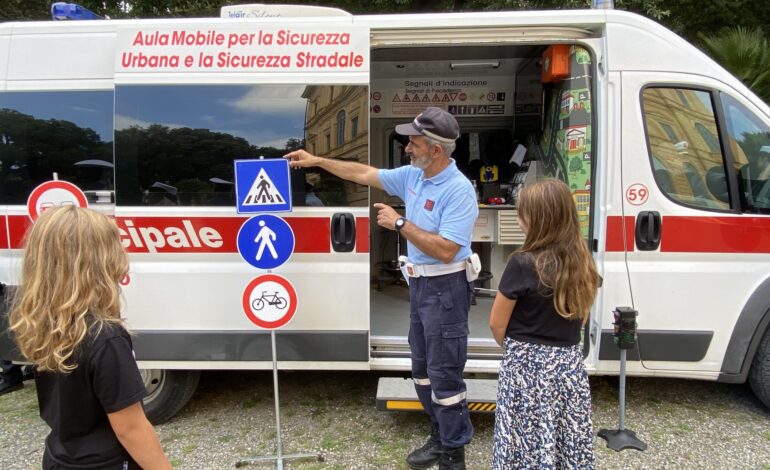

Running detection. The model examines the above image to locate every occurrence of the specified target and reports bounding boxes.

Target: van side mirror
[705,166,729,203]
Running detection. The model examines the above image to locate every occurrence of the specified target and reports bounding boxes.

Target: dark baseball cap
[395,107,460,144]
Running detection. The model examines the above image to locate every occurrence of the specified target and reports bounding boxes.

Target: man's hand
[373,203,400,231]
[284,149,319,169]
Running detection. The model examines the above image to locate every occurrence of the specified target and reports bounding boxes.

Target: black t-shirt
[498,253,582,347]
[35,320,147,469]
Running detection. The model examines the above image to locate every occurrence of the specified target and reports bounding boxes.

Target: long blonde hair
[517,179,601,324]
[9,206,128,373]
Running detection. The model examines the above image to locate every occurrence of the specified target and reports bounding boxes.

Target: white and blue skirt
[492,337,595,469]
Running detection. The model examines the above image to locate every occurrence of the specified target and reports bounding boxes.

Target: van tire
[140,369,201,425]
[749,328,770,408]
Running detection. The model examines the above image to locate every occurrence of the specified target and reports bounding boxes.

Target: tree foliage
[699,27,770,104]
[1,0,766,44]
[0,108,112,202]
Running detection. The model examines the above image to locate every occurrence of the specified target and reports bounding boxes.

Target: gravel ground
[1,371,769,469]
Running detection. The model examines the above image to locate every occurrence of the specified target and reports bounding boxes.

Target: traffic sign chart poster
[27,180,88,221]
[242,274,297,329]
[235,158,292,213]
[236,214,295,270]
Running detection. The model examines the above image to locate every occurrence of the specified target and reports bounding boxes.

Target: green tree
[661,0,770,42]
[699,27,770,104]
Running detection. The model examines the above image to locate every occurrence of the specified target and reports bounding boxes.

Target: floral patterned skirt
[492,337,595,470]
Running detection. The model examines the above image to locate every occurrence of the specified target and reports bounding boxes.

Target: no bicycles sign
[241,273,297,329]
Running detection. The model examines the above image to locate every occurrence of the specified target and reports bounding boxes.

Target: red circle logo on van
[27,180,88,221]
[625,184,649,206]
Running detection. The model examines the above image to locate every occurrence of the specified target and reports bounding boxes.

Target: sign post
[234,158,321,469]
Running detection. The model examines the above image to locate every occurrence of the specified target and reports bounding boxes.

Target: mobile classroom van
[0,3,769,423]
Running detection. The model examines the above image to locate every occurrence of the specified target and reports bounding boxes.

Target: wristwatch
[394,217,407,233]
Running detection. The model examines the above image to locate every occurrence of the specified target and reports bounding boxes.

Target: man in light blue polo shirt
[286,107,477,470]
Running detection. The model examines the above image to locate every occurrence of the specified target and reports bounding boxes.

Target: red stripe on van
[7,215,28,249]
[285,217,330,253]
[605,216,635,252]
[661,216,770,253]
[0,216,8,249]
[605,215,770,253]
[356,217,369,253]
[6,215,344,254]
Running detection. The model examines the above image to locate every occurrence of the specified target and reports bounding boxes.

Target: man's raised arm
[285,149,383,190]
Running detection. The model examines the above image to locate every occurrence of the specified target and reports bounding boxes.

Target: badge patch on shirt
[424,199,435,211]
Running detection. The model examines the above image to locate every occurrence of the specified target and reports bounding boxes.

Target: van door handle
[635,211,661,251]
[331,213,355,252]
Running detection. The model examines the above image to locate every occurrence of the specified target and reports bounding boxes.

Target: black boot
[438,446,465,470]
[406,425,443,469]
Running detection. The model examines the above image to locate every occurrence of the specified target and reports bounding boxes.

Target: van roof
[0,9,766,117]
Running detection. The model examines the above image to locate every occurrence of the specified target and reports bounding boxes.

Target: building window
[336,111,346,146]
[351,116,359,138]
[642,87,728,211]
[695,122,720,153]
[325,133,331,151]
[659,122,679,143]
[675,89,690,108]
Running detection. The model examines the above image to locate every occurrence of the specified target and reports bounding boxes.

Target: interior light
[449,61,500,70]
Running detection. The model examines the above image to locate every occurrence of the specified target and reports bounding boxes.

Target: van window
[115,84,368,207]
[0,91,114,205]
[719,93,770,214]
[642,87,729,211]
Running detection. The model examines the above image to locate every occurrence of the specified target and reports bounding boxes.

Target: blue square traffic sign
[234,158,293,214]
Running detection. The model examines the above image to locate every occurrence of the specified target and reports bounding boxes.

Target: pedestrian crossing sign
[234,158,292,213]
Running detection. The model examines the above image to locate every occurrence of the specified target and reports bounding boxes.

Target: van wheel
[140,369,201,425]
[749,328,770,408]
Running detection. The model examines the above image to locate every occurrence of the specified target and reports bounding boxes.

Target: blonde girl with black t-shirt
[489,179,601,469]
[10,206,171,470]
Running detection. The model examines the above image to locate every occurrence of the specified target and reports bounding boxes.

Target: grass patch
[161,432,182,444]
[182,444,197,454]
[673,423,693,434]
[320,434,345,451]
[295,461,341,470]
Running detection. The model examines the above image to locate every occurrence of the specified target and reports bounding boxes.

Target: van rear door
[112,19,372,369]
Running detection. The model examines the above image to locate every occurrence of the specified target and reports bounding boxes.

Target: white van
[1,5,768,423]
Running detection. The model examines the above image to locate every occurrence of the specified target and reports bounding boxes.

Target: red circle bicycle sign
[241,274,297,329]
[27,180,88,221]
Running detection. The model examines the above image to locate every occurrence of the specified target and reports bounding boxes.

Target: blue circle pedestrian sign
[237,214,295,270]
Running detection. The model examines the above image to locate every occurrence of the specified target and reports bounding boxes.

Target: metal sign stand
[598,307,647,452]
[235,271,322,469]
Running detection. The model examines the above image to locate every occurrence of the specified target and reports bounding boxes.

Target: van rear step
[376,377,498,413]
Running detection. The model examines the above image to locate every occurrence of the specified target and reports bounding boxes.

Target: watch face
[396,218,405,230]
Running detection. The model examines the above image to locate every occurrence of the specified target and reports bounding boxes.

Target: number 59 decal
[625,184,649,206]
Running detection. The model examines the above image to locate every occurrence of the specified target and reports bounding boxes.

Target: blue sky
[115,85,308,148]
[0,91,113,141]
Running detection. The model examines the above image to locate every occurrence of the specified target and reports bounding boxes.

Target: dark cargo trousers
[408,270,474,448]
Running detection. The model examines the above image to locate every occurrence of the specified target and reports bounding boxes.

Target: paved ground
[1,371,769,469]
